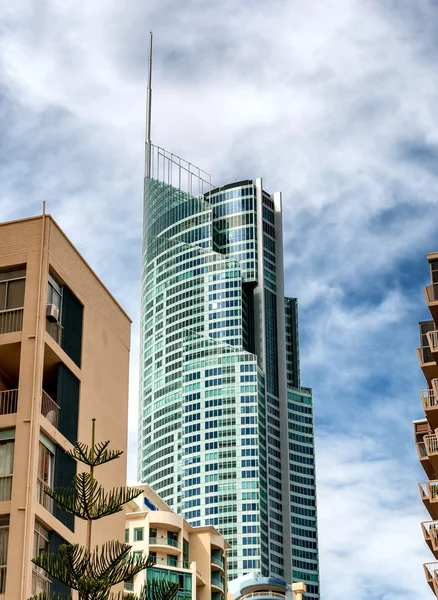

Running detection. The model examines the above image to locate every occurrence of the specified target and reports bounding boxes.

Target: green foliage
[28,420,180,600]
[44,473,142,520]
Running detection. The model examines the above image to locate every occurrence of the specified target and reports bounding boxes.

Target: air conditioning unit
[46,304,60,323]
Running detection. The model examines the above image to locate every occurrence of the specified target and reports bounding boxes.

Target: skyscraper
[138,35,319,598]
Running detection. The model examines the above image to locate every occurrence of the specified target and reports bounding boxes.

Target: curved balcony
[419,481,438,520]
[211,555,224,571]
[241,593,286,600]
[148,536,181,555]
[211,575,224,592]
[422,386,438,430]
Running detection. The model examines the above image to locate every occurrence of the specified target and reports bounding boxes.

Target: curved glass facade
[139,167,319,597]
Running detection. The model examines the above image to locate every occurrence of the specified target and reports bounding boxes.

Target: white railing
[41,390,60,428]
[0,308,23,334]
[425,434,438,455]
[422,520,438,534]
[420,481,438,500]
[32,568,51,595]
[37,477,54,513]
[0,475,12,502]
[241,593,286,600]
[425,562,438,579]
[428,331,438,353]
[0,566,6,593]
[422,388,438,410]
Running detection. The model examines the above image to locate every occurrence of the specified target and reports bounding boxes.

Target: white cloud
[1,0,437,598]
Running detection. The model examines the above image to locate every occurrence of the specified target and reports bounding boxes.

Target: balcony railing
[0,566,6,593]
[0,389,18,416]
[417,441,428,458]
[0,475,12,502]
[420,481,438,500]
[211,556,224,567]
[37,477,54,513]
[211,577,224,590]
[422,388,438,410]
[425,434,438,455]
[41,390,60,428]
[428,331,438,353]
[241,593,286,600]
[151,556,190,568]
[0,308,23,335]
[149,537,180,549]
[32,568,51,595]
[426,284,438,304]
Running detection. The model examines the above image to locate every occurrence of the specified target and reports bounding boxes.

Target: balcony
[41,390,60,429]
[417,347,438,385]
[419,481,438,520]
[211,555,224,571]
[211,575,224,592]
[421,385,438,429]
[424,562,438,594]
[241,593,286,600]
[0,474,12,503]
[148,536,181,555]
[423,435,438,476]
[425,284,438,323]
[32,568,51,595]
[421,521,438,558]
[37,477,54,514]
[0,389,18,416]
[0,308,23,335]
[0,566,5,593]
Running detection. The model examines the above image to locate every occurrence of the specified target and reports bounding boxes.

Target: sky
[1,0,437,598]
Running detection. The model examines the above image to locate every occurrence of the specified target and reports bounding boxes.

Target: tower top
[145,31,153,177]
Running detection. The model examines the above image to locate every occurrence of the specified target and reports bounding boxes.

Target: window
[167,554,177,567]
[125,529,129,543]
[33,521,50,595]
[133,551,143,563]
[37,440,54,512]
[0,436,14,501]
[133,528,144,542]
[0,268,26,310]
[0,516,9,594]
[47,274,62,311]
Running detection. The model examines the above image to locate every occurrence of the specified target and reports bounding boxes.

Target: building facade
[125,485,229,599]
[415,252,438,596]
[138,148,319,596]
[227,572,306,600]
[0,214,131,598]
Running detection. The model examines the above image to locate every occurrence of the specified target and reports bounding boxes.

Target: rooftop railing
[0,389,18,415]
[241,593,286,600]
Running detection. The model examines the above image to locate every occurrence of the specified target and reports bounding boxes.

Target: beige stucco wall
[0,215,131,598]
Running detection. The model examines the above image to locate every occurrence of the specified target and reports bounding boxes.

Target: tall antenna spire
[145,31,153,178]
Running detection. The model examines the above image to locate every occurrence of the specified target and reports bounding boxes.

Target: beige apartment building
[414,253,438,596]
[0,214,131,598]
[124,485,229,600]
